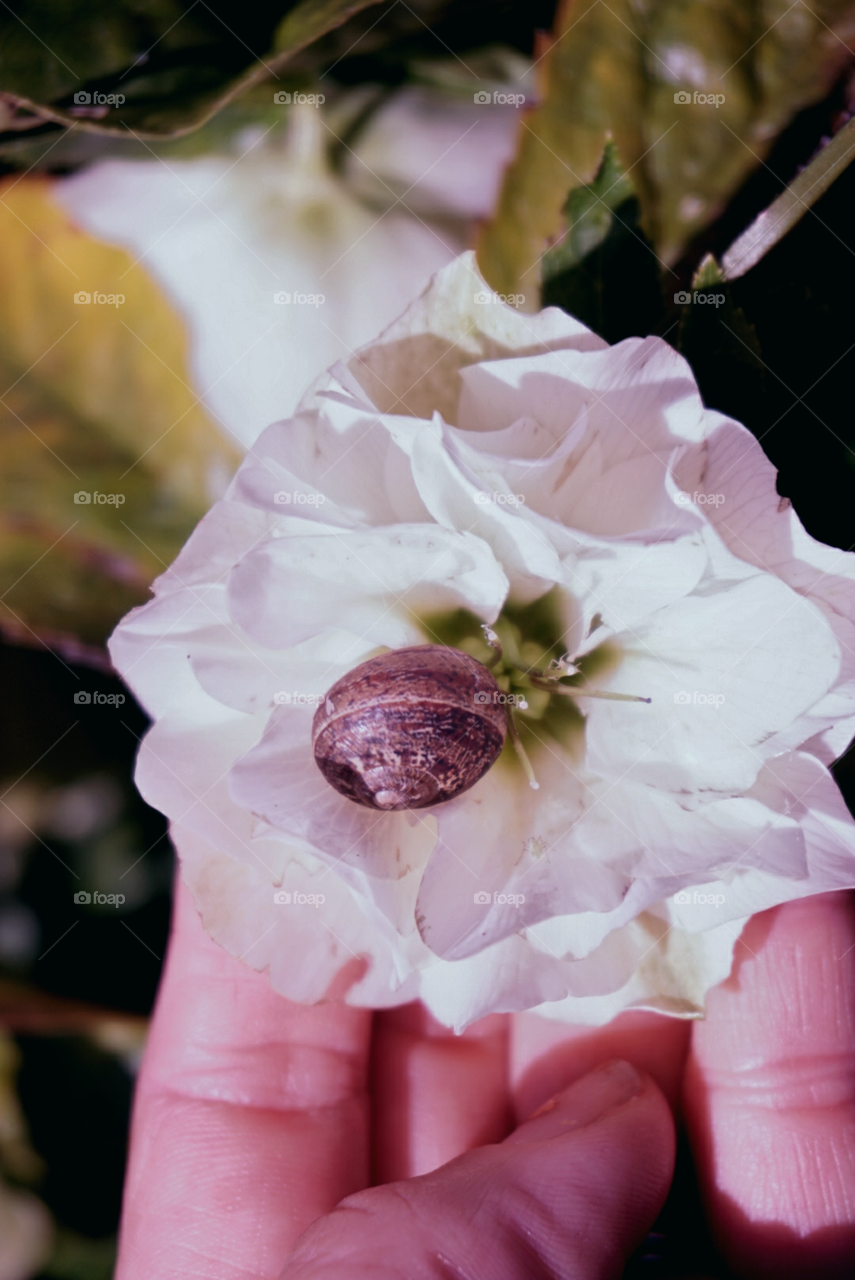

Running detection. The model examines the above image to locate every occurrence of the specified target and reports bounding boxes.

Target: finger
[684,892,855,1279]
[511,1008,692,1120]
[283,1059,675,1280]
[371,1002,511,1181]
[116,879,372,1280]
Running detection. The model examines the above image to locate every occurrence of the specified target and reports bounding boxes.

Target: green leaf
[478,0,855,298]
[540,141,664,341]
[0,0,383,146]
[0,178,241,649]
[478,0,646,302]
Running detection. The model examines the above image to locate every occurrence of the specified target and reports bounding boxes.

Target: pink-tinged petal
[177,825,420,1010]
[586,572,841,793]
[229,704,437,882]
[346,252,605,420]
[227,524,508,649]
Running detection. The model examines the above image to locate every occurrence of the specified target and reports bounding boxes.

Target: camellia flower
[111,252,855,1030]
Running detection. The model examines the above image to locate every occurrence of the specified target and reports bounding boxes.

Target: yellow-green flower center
[420,587,620,778]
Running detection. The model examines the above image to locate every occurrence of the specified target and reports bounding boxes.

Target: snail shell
[312,645,507,811]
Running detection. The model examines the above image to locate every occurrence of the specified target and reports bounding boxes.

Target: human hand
[114,884,855,1280]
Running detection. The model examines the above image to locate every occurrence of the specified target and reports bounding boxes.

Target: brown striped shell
[312,645,507,810]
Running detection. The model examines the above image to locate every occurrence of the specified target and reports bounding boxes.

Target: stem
[530,675,650,703]
[722,116,855,280]
[505,706,539,790]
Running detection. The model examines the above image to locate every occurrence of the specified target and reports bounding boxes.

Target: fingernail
[514,1060,643,1140]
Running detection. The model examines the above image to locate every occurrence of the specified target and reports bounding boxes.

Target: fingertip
[684,893,855,1280]
[511,1008,691,1121]
[284,1060,676,1280]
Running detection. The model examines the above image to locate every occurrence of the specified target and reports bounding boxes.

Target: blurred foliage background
[2,1,855,1276]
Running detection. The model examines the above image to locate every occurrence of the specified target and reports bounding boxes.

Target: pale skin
[115,883,855,1280]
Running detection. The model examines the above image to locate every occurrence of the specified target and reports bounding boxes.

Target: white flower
[0,1181,52,1280]
[56,97,516,450]
[110,252,855,1030]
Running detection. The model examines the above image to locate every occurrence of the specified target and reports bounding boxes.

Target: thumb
[282,1059,675,1280]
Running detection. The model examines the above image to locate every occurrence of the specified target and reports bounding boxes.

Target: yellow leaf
[0,177,240,648]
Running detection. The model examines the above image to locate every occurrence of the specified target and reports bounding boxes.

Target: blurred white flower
[0,1183,52,1280]
[111,252,855,1031]
[0,1182,51,1280]
[0,1037,52,1280]
[56,92,520,451]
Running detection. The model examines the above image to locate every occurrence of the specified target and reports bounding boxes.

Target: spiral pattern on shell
[312,645,508,810]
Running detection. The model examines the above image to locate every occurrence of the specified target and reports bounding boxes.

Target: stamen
[506,705,539,790]
[549,655,580,676]
[481,624,503,668]
[529,674,650,704]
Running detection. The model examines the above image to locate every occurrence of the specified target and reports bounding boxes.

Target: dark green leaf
[0,0,383,145]
[676,253,766,427]
[541,141,664,341]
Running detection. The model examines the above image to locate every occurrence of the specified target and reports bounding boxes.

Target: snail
[311,637,650,812]
[312,645,506,811]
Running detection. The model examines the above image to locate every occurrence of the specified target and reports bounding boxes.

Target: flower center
[420,587,631,783]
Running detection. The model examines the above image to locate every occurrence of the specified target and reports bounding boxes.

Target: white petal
[229,705,436,881]
[227,524,509,649]
[586,573,841,792]
[345,251,605,419]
